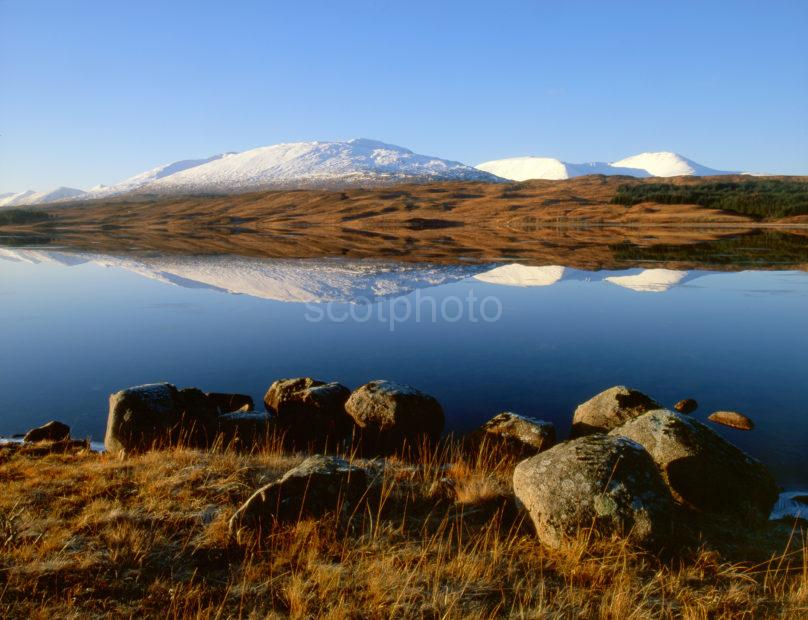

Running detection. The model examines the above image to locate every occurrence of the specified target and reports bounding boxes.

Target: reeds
[0,437,804,618]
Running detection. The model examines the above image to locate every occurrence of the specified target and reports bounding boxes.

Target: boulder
[609,409,777,518]
[176,387,220,442]
[474,412,556,457]
[228,455,369,533]
[571,386,660,437]
[273,381,353,449]
[216,411,274,447]
[708,410,754,431]
[674,398,698,414]
[264,377,324,413]
[207,392,254,414]
[23,420,71,443]
[105,383,220,454]
[344,380,444,454]
[513,434,673,549]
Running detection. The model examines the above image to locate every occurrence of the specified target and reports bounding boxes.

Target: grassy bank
[1,439,805,618]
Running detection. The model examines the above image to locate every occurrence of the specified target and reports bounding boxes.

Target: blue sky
[1,0,806,193]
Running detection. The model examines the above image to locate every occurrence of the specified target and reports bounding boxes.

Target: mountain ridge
[2,142,747,207]
[475,151,735,181]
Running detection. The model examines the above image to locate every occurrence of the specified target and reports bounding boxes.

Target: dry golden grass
[0,439,805,619]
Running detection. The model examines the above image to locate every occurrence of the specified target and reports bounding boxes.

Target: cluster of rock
[514,386,777,549]
[21,377,777,549]
[103,378,448,457]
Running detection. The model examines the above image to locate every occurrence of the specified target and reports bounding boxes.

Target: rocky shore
[12,378,798,540]
[2,379,806,617]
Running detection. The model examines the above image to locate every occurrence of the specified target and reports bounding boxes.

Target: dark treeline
[611,179,808,219]
[0,209,51,226]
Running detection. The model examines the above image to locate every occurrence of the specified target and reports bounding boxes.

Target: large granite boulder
[105,383,219,454]
[513,434,673,549]
[24,420,71,443]
[344,380,444,454]
[228,455,369,533]
[472,412,556,458]
[266,379,352,449]
[571,386,660,438]
[609,409,777,518]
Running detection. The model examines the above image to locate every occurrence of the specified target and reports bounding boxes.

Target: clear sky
[1,0,806,193]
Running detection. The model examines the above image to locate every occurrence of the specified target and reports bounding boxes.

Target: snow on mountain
[610,152,730,177]
[476,151,734,181]
[0,139,500,207]
[127,138,501,195]
[0,187,87,207]
[475,157,650,181]
[86,154,231,199]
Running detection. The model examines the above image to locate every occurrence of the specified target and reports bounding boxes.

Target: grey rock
[273,381,352,449]
[609,409,777,518]
[105,382,221,454]
[571,386,660,437]
[345,380,444,454]
[475,412,556,457]
[23,420,70,443]
[228,455,369,533]
[513,434,673,549]
[264,377,324,413]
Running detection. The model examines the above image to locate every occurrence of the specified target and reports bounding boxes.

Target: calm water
[2,246,807,486]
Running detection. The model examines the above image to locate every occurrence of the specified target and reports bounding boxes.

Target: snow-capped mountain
[0,139,502,207]
[87,153,232,199]
[0,186,86,207]
[475,151,735,181]
[1,143,741,207]
[119,139,501,195]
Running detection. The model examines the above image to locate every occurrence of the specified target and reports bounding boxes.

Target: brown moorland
[0,438,806,618]
[4,175,808,270]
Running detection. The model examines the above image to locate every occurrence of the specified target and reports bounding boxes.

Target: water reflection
[1,246,807,487]
[2,248,724,300]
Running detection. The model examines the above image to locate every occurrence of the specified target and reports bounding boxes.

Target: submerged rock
[571,386,660,437]
[708,410,754,431]
[610,409,777,518]
[228,455,369,533]
[23,420,70,443]
[513,434,673,549]
[474,412,555,457]
[345,380,444,455]
[674,398,698,414]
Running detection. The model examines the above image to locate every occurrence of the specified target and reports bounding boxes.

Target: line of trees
[611,179,808,219]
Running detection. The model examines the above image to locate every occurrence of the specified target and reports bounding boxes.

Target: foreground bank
[1,381,806,617]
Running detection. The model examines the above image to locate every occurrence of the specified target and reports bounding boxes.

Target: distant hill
[1,139,502,206]
[475,151,735,181]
